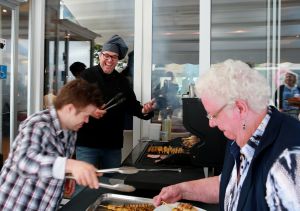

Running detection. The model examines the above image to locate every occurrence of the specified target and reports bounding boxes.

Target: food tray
[86,193,153,211]
[287,97,300,107]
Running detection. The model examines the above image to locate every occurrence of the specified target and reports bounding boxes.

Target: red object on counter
[64,178,76,199]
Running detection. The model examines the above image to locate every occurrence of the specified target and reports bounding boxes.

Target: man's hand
[65,159,102,189]
[91,108,107,119]
[142,98,156,114]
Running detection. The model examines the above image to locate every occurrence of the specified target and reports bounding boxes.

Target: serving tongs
[96,166,182,174]
[65,175,136,192]
[98,183,135,192]
[102,92,126,111]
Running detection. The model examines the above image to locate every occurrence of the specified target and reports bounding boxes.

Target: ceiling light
[231,30,247,34]
[163,32,175,36]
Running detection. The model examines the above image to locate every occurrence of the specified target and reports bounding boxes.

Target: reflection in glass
[280,1,300,65]
[0,5,12,162]
[44,0,95,108]
[0,2,29,162]
[211,0,268,64]
[276,0,300,119]
[17,2,29,128]
[151,0,200,133]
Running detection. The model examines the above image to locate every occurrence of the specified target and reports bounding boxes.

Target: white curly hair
[195,59,271,112]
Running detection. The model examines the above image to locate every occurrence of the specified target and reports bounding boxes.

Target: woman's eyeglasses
[206,104,228,120]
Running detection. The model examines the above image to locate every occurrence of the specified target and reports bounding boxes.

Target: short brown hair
[54,79,103,110]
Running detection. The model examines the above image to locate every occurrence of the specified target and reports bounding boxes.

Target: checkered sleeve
[13,120,58,180]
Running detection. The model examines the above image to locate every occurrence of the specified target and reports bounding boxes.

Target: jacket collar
[253,106,283,158]
[237,106,283,210]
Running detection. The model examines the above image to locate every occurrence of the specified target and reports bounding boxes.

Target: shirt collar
[49,107,64,138]
[284,83,298,90]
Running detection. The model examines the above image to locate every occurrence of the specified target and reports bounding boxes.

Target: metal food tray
[86,193,154,211]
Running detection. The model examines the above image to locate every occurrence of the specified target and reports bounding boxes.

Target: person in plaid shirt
[0,79,104,211]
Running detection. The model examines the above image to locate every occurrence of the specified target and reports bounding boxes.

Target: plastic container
[161,116,172,141]
[149,123,161,140]
[189,83,195,98]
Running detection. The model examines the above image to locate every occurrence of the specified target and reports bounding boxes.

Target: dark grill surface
[134,138,198,168]
[123,138,205,192]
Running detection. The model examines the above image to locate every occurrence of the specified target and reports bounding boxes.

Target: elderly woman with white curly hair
[153,59,300,211]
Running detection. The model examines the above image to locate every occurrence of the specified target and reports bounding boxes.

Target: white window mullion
[200,0,211,72]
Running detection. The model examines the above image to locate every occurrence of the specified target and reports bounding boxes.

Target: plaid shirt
[0,108,76,211]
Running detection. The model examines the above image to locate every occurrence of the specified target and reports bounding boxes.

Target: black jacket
[76,65,153,149]
[219,107,300,210]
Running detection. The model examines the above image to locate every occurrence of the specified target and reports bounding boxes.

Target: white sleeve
[52,156,67,179]
[266,147,300,211]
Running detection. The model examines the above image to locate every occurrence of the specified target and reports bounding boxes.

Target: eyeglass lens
[102,53,118,60]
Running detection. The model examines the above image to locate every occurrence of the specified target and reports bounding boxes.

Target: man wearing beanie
[75,35,155,194]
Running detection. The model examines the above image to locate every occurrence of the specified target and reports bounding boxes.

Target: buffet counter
[60,141,219,211]
[59,186,218,211]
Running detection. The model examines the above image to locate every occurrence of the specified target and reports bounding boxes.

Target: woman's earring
[242,123,246,130]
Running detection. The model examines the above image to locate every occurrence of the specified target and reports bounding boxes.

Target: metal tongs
[102,92,126,111]
[99,182,135,192]
[96,166,182,174]
[65,175,136,192]
[65,167,181,192]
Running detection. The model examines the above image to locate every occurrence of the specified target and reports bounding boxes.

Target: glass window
[277,1,300,119]
[211,1,268,65]
[0,5,13,162]
[68,41,90,80]
[280,1,300,65]
[0,2,29,161]
[211,0,273,110]
[45,0,134,106]
[0,1,29,162]
[151,0,200,134]
[17,2,29,126]
[44,0,96,108]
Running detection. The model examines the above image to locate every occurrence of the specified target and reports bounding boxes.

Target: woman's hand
[153,184,183,207]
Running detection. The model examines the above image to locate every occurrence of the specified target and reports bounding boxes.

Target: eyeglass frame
[100,52,119,61]
[206,103,228,121]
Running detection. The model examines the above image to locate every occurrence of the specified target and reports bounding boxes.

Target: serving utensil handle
[65,176,135,192]
[95,168,120,173]
[139,168,182,172]
[99,183,136,192]
[99,182,117,190]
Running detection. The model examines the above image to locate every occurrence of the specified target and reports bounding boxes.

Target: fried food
[100,203,155,211]
[181,135,199,148]
[147,145,184,154]
[172,202,197,211]
[146,154,161,159]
